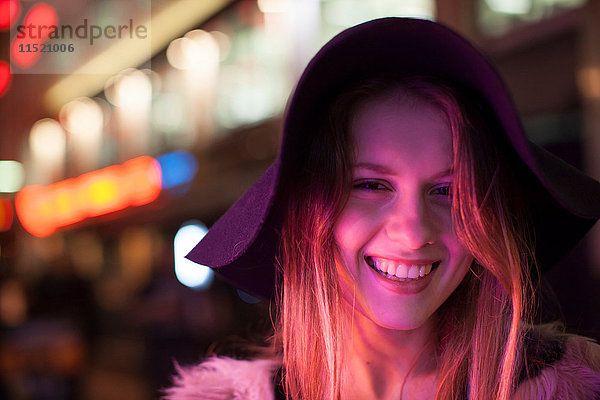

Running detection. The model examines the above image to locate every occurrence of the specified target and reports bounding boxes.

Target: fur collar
[163,356,279,400]
[164,335,600,399]
[514,334,600,400]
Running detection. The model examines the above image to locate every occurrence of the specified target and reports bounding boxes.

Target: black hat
[187,18,600,299]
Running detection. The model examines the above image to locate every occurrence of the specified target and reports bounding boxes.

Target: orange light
[16,156,161,237]
[0,198,13,231]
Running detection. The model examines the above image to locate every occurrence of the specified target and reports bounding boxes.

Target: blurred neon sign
[16,156,161,237]
[11,3,58,69]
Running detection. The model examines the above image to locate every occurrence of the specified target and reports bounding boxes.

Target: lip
[364,255,438,294]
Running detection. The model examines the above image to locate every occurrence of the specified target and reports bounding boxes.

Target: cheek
[334,206,366,253]
[435,207,474,281]
[441,232,474,288]
[333,205,375,280]
[433,206,468,255]
[444,222,471,262]
[333,213,357,277]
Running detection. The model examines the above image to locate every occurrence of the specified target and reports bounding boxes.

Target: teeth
[381,260,389,273]
[395,264,408,279]
[369,257,435,280]
[386,263,396,276]
[407,266,419,279]
[423,263,432,275]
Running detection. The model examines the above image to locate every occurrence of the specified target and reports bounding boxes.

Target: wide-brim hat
[187,17,600,300]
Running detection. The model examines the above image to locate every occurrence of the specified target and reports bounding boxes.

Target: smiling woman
[334,83,472,334]
[331,82,474,399]
[166,18,600,400]
[278,77,546,399]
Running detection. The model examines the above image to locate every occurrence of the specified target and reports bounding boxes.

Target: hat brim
[186,159,282,299]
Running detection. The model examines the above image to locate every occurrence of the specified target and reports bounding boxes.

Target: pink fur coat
[164,334,600,400]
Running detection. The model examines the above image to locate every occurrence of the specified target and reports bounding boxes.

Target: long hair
[276,77,537,399]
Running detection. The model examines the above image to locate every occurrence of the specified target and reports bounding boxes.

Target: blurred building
[0,0,598,399]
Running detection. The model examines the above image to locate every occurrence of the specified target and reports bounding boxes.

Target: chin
[366,306,434,332]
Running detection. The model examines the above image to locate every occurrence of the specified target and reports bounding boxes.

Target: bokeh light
[166,30,220,71]
[323,0,434,27]
[105,69,153,158]
[258,0,290,13]
[578,67,600,100]
[0,0,21,30]
[210,30,231,62]
[166,38,195,70]
[485,0,531,14]
[10,2,58,68]
[59,97,103,139]
[29,118,66,167]
[0,280,27,326]
[59,97,104,172]
[16,156,161,237]
[0,198,13,231]
[0,160,24,192]
[156,151,198,189]
[0,60,11,97]
[104,69,153,111]
[174,221,213,289]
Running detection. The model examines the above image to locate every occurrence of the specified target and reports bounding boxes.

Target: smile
[365,256,440,281]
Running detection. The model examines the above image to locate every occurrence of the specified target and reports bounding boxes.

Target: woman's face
[333,95,473,331]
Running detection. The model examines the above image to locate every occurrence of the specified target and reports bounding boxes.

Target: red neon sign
[16,156,161,237]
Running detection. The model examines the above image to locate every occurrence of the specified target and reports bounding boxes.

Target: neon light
[156,150,198,189]
[15,151,197,236]
[16,156,161,237]
[11,3,58,69]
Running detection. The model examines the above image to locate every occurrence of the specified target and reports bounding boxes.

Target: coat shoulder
[163,356,280,400]
[515,328,600,400]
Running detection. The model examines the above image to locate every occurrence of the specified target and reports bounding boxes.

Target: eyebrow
[354,162,395,174]
[354,162,453,179]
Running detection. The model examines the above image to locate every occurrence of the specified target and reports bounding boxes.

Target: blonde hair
[276,78,537,399]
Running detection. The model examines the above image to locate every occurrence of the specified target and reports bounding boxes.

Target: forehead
[351,95,453,170]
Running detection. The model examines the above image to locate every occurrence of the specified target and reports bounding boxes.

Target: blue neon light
[156,151,198,189]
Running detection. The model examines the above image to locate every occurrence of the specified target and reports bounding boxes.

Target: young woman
[166,18,600,399]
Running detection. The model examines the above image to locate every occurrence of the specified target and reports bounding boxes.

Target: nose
[384,196,436,250]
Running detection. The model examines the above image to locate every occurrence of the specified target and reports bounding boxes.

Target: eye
[430,184,452,197]
[353,180,390,192]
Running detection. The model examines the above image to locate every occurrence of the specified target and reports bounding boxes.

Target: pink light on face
[10,3,57,69]
[333,95,473,331]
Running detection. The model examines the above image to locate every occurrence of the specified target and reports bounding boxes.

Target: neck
[340,301,439,399]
